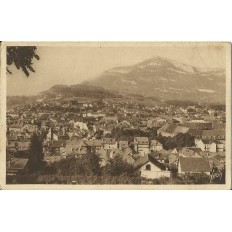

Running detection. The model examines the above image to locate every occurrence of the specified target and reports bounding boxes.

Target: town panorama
[5,44,227,186]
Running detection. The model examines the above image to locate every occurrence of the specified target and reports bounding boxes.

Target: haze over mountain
[8,56,225,107]
[86,56,225,103]
[39,84,121,99]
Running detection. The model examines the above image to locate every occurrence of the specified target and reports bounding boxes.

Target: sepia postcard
[0,42,231,190]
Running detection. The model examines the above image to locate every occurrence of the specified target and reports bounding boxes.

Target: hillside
[87,56,225,103]
[39,84,122,99]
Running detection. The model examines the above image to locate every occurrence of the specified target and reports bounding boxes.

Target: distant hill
[7,96,37,109]
[39,84,122,99]
[87,56,225,103]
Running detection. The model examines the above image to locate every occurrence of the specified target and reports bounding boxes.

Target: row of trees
[26,153,139,184]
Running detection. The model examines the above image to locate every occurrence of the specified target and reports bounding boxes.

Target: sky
[7,43,226,96]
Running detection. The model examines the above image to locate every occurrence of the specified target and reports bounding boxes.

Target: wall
[138,161,171,179]
[137,144,149,156]
[103,143,118,150]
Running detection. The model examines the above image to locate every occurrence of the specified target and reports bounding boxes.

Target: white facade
[207,142,216,152]
[195,139,205,151]
[74,121,88,131]
[134,144,149,156]
[216,143,224,152]
[150,144,163,152]
[195,139,216,152]
[103,142,118,150]
[136,161,171,179]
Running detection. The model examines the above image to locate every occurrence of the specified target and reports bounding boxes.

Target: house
[169,153,179,166]
[213,153,225,164]
[202,129,225,140]
[212,122,226,130]
[153,149,171,164]
[6,156,28,177]
[65,139,85,155]
[179,147,202,158]
[16,141,30,152]
[202,140,216,152]
[44,140,67,157]
[22,124,38,134]
[195,139,205,151]
[187,121,213,130]
[178,156,211,175]
[171,148,178,154]
[216,141,224,152]
[84,139,103,153]
[173,126,189,135]
[157,123,190,137]
[195,139,217,152]
[157,124,177,137]
[187,147,203,154]
[73,121,88,131]
[133,154,170,179]
[8,123,23,133]
[150,140,163,151]
[6,139,17,152]
[118,141,129,149]
[46,128,58,141]
[102,138,118,150]
[43,155,66,164]
[133,137,149,156]
[188,129,203,139]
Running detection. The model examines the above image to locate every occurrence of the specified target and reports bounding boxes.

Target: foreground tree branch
[7,46,40,77]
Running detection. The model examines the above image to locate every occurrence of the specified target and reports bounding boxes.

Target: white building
[133,137,149,156]
[133,154,170,179]
[150,140,163,152]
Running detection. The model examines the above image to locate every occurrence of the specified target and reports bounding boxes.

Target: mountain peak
[136,56,198,74]
[88,56,225,103]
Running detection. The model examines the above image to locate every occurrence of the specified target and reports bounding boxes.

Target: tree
[7,46,40,77]
[156,133,195,150]
[102,156,134,176]
[28,134,44,172]
[54,153,101,176]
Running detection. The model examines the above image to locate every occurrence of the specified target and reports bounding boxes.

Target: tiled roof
[150,140,162,146]
[173,126,189,134]
[188,129,203,137]
[85,139,103,147]
[50,140,66,148]
[133,153,165,170]
[202,140,216,144]
[202,129,225,136]
[134,137,149,144]
[103,138,116,144]
[7,158,28,170]
[187,147,203,153]
[179,156,211,172]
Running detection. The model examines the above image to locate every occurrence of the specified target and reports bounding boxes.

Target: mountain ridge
[86,56,225,103]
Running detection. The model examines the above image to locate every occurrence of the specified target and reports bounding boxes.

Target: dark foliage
[53,153,101,176]
[7,46,40,77]
[111,128,158,142]
[156,133,195,150]
[102,156,134,176]
[211,166,225,184]
[28,134,44,172]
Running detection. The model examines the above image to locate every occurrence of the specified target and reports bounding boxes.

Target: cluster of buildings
[6,97,226,181]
